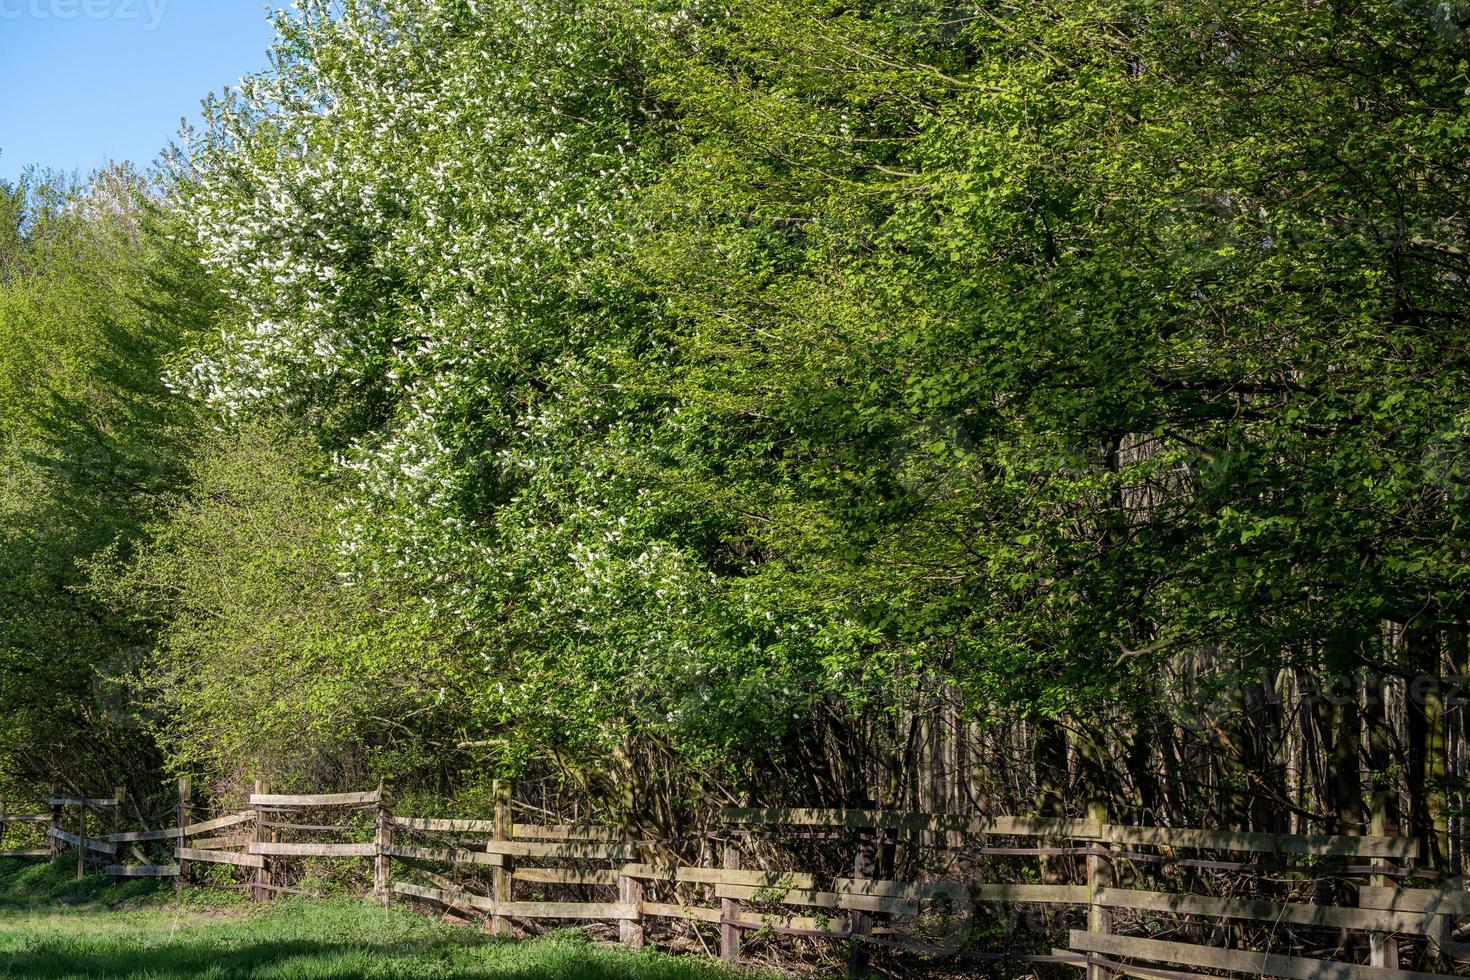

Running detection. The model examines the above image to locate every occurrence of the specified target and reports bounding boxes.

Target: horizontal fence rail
[0,804,50,858]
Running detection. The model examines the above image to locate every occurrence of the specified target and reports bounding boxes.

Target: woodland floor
[0,860,761,980]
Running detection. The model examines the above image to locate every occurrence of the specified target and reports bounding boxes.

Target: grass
[0,859,769,979]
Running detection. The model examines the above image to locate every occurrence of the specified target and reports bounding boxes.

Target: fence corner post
[48,784,59,862]
[76,798,86,881]
[1086,800,1113,980]
[490,778,513,935]
[110,786,126,880]
[175,777,190,891]
[374,777,392,906]
[847,821,875,978]
[1368,791,1400,969]
[617,804,644,949]
[618,847,644,947]
[721,835,742,965]
[251,780,269,902]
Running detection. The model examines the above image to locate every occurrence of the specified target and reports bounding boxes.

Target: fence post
[618,862,644,947]
[374,777,392,906]
[847,825,875,978]
[1369,791,1399,969]
[617,809,644,949]
[1086,801,1113,980]
[76,801,86,881]
[252,780,269,902]
[112,786,126,879]
[48,785,60,861]
[491,779,512,934]
[175,777,190,892]
[1,796,7,853]
[720,836,741,965]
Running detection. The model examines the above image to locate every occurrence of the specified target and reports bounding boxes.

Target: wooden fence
[2,784,1466,979]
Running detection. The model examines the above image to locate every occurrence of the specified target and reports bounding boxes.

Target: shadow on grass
[0,863,748,980]
[0,859,167,909]
[0,903,744,980]
[1,939,717,979]
[0,932,745,979]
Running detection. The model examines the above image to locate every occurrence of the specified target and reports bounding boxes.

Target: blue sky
[0,1,286,182]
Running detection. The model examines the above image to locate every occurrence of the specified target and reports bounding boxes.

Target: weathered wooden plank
[711,883,903,916]
[811,880,922,916]
[182,811,255,837]
[403,866,480,903]
[1051,946,1217,980]
[176,847,265,869]
[188,837,238,850]
[393,879,446,902]
[393,817,497,834]
[402,874,632,923]
[0,849,48,858]
[0,815,49,824]
[838,878,971,900]
[1359,886,1470,916]
[513,823,620,841]
[110,826,183,844]
[383,843,504,867]
[105,865,178,878]
[250,790,381,808]
[733,910,848,935]
[1093,887,1437,934]
[621,863,816,889]
[493,901,639,921]
[513,868,620,886]
[1103,825,1415,860]
[718,809,1415,858]
[719,808,1102,839]
[715,884,846,909]
[974,883,1091,905]
[261,821,354,833]
[248,842,376,858]
[703,867,817,889]
[47,828,116,854]
[484,839,637,861]
[643,901,723,923]
[392,880,495,912]
[835,877,1089,907]
[848,895,920,915]
[48,797,119,808]
[1070,930,1450,980]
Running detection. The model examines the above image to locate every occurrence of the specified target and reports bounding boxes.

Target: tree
[0,165,207,794]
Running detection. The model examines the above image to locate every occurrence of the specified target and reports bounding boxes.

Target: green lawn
[0,860,764,979]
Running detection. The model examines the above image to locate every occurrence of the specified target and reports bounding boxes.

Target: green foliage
[152,0,1470,801]
[0,167,207,792]
[89,423,465,788]
[628,0,1470,717]
[5,0,1470,815]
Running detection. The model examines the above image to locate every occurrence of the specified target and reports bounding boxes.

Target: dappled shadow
[0,924,733,980]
